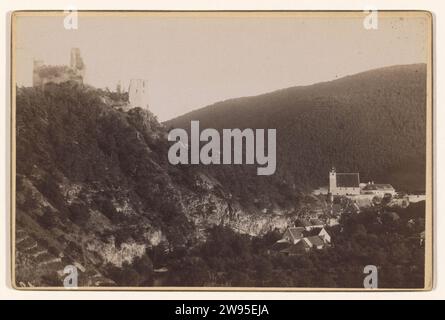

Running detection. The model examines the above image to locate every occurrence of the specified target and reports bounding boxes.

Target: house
[303,235,325,250]
[362,182,396,197]
[272,226,331,255]
[317,227,331,243]
[281,227,305,244]
[303,227,331,244]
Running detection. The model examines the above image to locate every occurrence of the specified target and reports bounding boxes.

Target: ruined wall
[33,48,85,88]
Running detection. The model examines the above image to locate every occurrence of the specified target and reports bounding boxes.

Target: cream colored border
[10,10,434,292]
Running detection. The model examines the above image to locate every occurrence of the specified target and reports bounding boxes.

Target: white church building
[328,167,396,197]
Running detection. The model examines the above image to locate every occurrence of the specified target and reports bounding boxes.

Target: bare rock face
[87,238,146,268]
[181,172,298,237]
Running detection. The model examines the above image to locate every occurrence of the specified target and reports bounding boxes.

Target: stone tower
[128,79,149,109]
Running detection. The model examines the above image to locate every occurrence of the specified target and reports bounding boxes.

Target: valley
[14,63,427,288]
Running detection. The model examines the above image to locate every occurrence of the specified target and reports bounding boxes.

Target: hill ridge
[166,63,426,125]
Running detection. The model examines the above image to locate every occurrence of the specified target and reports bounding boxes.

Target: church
[328,167,396,197]
[329,167,361,196]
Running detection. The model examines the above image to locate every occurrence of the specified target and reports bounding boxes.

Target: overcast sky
[14,12,429,121]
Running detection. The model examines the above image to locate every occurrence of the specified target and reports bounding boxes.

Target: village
[270,167,426,256]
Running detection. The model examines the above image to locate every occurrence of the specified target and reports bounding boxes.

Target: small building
[303,235,326,250]
[272,226,331,255]
[303,227,332,244]
[281,227,305,244]
[317,227,331,244]
[362,182,396,197]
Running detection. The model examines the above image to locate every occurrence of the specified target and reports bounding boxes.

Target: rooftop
[362,183,394,191]
[305,235,325,247]
[336,173,360,188]
[288,227,305,240]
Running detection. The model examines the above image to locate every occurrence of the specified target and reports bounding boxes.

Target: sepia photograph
[11,11,432,290]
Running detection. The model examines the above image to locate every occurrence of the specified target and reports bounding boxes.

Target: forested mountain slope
[167,64,427,195]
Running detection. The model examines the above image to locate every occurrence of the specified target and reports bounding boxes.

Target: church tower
[329,167,337,194]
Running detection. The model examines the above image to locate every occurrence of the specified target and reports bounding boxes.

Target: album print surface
[11,11,432,290]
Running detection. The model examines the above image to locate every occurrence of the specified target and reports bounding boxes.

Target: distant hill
[166,64,427,194]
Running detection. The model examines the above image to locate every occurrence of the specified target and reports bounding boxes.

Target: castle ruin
[33,48,86,88]
[128,79,149,110]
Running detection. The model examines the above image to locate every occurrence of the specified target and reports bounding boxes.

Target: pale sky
[14,13,429,121]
